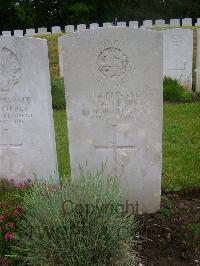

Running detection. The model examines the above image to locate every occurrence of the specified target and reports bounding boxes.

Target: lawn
[54,103,200,191]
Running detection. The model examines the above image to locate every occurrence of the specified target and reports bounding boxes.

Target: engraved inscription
[0,96,32,125]
[95,125,136,176]
[82,87,138,121]
[0,47,21,92]
[171,34,183,47]
[97,40,131,83]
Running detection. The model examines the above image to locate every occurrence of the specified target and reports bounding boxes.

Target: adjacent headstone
[58,37,65,77]
[195,18,200,27]
[77,24,86,31]
[14,30,24,37]
[52,26,62,33]
[103,22,113,27]
[25,29,36,36]
[117,22,126,27]
[2,31,11,36]
[65,25,75,33]
[90,23,99,29]
[142,20,153,28]
[155,19,165,27]
[163,28,193,89]
[195,30,200,93]
[129,21,139,28]
[60,28,163,214]
[38,27,50,35]
[182,18,192,26]
[0,37,58,181]
[170,19,180,27]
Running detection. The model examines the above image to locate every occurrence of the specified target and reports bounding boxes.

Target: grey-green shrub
[12,170,138,265]
[163,77,195,102]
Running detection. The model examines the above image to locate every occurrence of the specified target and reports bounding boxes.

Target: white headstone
[25,29,36,36]
[129,21,139,28]
[0,36,58,181]
[2,31,11,36]
[65,25,75,33]
[60,28,163,214]
[14,30,24,37]
[117,22,126,27]
[163,28,193,89]
[103,22,113,27]
[195,30,200,93]
[142,20,153,28]
[52,26,61,33]
[155,19,165,27]
[77,24,86,31]
[38,27,50,35]
[182,18,192,26]
[195,18,200,26]
[58,37,65,77]
[90,23,99,29]
[170,19,180,27]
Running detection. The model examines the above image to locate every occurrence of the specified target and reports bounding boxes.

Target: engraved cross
[94,125,136,176]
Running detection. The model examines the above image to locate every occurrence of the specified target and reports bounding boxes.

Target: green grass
[162,103,200,190]
[53,103,200,191]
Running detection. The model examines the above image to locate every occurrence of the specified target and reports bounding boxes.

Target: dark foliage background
[0,0,200,30]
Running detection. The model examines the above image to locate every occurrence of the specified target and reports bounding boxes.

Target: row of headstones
[1,18,200,36]
[1,28,200,214]
[59,28,198,93]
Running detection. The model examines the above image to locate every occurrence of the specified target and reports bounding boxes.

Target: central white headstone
[0,37,58,182]
[60,28,163,214]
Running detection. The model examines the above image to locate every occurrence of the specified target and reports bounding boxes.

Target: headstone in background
[142,20,153,28]
[195,18,200,27]
[182,18,192,26]
[117,22,126,27]
[129,21,139,28]
[0,36,58,182]
[60,28,163,214]
[2,31,12,36]
[90,23,99,29]
[14,30,24,37]
[38,27,50,35]
[65,25,75,33]
[77,24,87,31]
[25,29,36,36]
[195,30,200,93]
[155,19,165,27]
[51,26,62,33]
[163,28,193,89]
[170,19,180,27]
[103,22,113,27]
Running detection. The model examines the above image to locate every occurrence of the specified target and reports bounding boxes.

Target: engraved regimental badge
[0,47,21,92]
[97,40,131,84]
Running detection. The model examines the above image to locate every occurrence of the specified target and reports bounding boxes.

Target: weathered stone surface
[155,19,165,26]
[170,19,180,27]
[182,18,192,26]
[129,21,139,28]
[52,26,61,33]
[2,31,11,36]
[142,20,153,28]
[0,37,58,182]
[60,28,163,214]
[38,27,50,35]
[77,24,86,31]
[117,22,126,27]
[163,28,193,89]
[65,25,75,33]
[14,30,24,37]
[25,29,36,36]
[90,23,99,29]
